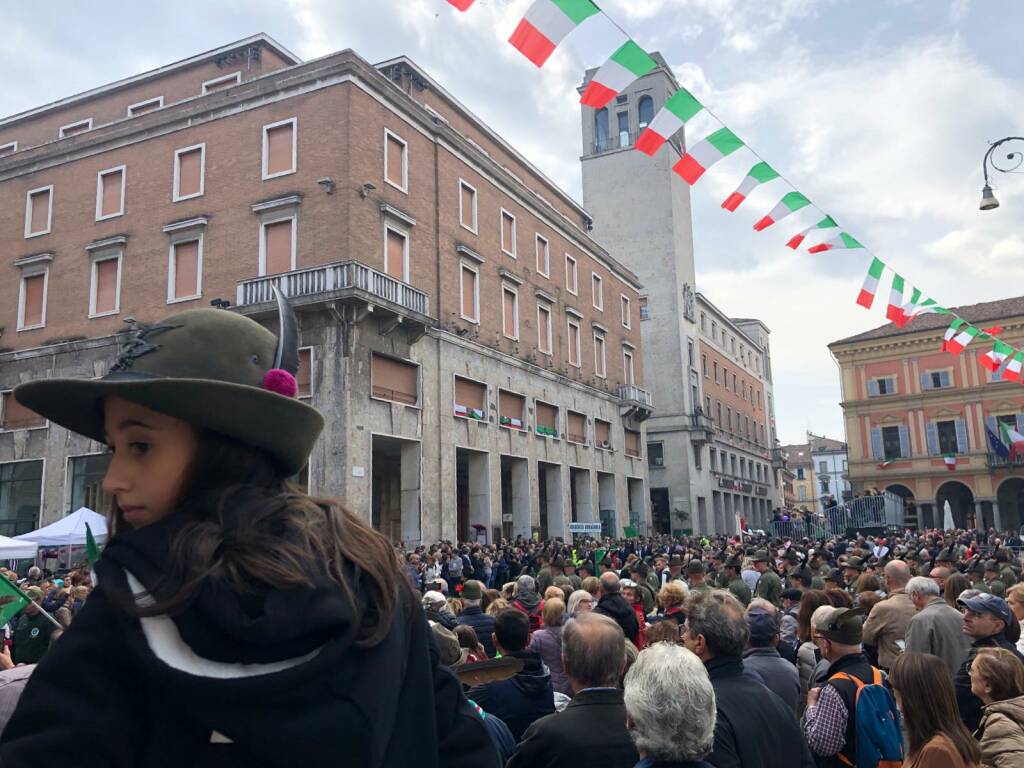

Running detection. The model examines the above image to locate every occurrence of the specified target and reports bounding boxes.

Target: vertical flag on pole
[856,257,886,309]
[721,162,779,211]
[672,127,744,185]
[787,215,838,249]
[635,88,704,155]
[886,274,905,323]
[508,0,600,68]
[580,41,657,108]
[753,191,812,231]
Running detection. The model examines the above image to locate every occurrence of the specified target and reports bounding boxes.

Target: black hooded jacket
[593,593,639,643]
[467,649,554,741]
[0,515,498,768]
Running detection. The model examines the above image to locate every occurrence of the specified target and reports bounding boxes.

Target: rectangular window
[168,238,202,302]
[702,353,708,377]
[922,370,953,390]
[370,353,418,406]
[535,234,549,277]
[0,141,17,157]
[58,118,92,138]
[713,361,719,384]
[498,390,526,430]
[624,430,641,458]
[385,226,408,281]
[819,461,828,474]
[127,96,163,116]
[591,273,604,311]
[621,295,631,328]
[648,443,664,466]
[454,376,486,419]
[537,303,552,354]
[173,144,205,201]
[202,71,241,94]
[459,180,477,232]
[639,296,649,321]
[882,426,903,460]
[868,377,896,396]
[727,407,733,431]
[565,254,578,294]
[459,263,479,323]
[705,395,711,415]
[623,348,635,386]
[500,209,517,257]
[0,461,44,537]
[261,217,295,276]
[535,401,558,437]
[596,419,611,449]
[95,166,126,220]
[263,118,297,180]
[24,185,53,238]
[67,454,112,513]
[937,420,960,454]
[18,271,47,331]
[567,317,581,367]
[1,393,45,431]
[502,285,519,340]
[384,129,408,192]
[89,251,122,318]
[297,348,313,399]
[567,411,587,444]
[716,401,722,426]
[594,332,607,378]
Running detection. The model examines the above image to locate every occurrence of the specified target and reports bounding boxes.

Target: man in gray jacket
[904,575,971,675]
[743,605,800,712]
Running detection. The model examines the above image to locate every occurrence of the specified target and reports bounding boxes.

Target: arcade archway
[997,478,1024,533]
[936,481,975,530]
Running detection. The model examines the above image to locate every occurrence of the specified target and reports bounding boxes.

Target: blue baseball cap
[958,592,1012,625]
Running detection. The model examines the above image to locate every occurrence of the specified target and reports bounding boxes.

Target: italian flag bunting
[508,0,600,68]
[943,454,957,470]
[885,274,905,323]
[996,349,1024,382]
[808,231,864,254]
[1001,422,1024,459]
[856,257,886,309]
[636,88,704,156]
[787,215,837,249]
[581,41,657,108]
[981,339,1012,372]
[877,459,894,469]
[446,0,475,9]
[672,127,744,185]
[941,319,981,355]
[895,287,947,328]
[722,162,779,211]
[753,191,812,231]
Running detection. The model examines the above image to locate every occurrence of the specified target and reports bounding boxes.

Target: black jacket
[593,593,639,643]
[467,649,554,741]
[506,688,638,768]
[956,632,1024,732]
[0,515,498,768]
[456,606,496,658]
[704,655,814,768]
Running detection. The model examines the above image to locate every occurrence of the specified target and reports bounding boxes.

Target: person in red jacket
[622,580,648,649]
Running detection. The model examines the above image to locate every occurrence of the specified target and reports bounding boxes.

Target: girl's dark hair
[797,590,830,643]
[825,589,853,608]
[854,574,881,594]
[112,431,409,648]
[943,573,970,610]
[889,652,980,764]
[453,624,481,652]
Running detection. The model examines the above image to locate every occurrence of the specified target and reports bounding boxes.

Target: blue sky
[4,0,1022,444]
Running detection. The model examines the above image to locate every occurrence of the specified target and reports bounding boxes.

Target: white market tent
[15,507,108,547]
[0,536,39,560]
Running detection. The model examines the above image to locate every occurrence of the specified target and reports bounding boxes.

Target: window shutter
[94,258,118,314]
[30,189,50,234]
[371,354,418,405]
[535,403,557,431]
[266,123,294,176]
[454,377,486,412]
[567,412,586,443]
[460,185,474,228]
[955,418,968,453]
[101,170,123,217]
[940,371,952,388]
[920,372,931,391]
[538,307,551,352]
[502,290,516,336]
[987,415,998,437]
[173,241,200,300]
[385,229,405,280]
[926,422,939,455]
[595,420,610,446]
[460,267,476,319]
[867,379,879,396]
[22,274,45,326]
[1,393,45,430]
[898,424,910,458]
[386,135,404,187]
[502,213,514,254]
[177,149,202,197]
[264,219,293,275]
[296,349,312,398]
[498,391,524,422]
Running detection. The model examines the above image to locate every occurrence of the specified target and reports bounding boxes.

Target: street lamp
[980,136,1024,211]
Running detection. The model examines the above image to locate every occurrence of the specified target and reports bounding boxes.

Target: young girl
[0,298,496,767]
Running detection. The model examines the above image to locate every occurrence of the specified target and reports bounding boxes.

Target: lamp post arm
[982,136,1024,185]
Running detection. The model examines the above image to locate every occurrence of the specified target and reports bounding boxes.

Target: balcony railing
[236,260,429,316]
[686,411,715,432]
[771,447,787,469]
[592,131,639,154]
[987,452,1024,469]
[617,385,653,408]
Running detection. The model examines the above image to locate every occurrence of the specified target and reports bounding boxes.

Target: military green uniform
[728,577,752,606]
[1000,566,1018,588]
[985,578,1007,598]
[645,572,661,597]
[636,582,656,614]
[688,582,713,597]
[754,570,782,606]
[12,611,54,665]
[536,569,553,595]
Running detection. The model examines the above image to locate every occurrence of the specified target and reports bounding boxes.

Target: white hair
[567,589,592,617]
[517,574,536,593]
[906,576,940,599]
[624,643,716,763]
[747,598,777,616]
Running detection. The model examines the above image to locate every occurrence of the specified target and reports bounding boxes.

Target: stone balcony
[617,384,653,421]
[683,411,715,444]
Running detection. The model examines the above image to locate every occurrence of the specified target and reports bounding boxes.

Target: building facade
[830,296,1024,532]
[782,442,816,510]
[809,433,850,511]
[0,35,652,544]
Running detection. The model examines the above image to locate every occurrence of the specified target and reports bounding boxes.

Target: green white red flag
[447,0,475,10]
[808,232,864,253]
[721,162,779,212]
[943,454,957,470]
[856,257,886,309]
[787,215,837,249]
[994,349,1024,382]
[672,127,744,185]
[981,339,1012,372]
[886,274,905,323]
[1001,422,1024,459]
[894,287,946,328]
[753,191,811,231]
[636,88,703,155]
[941,319,981,355]
[581,41,656,108]
[508,0,600,67]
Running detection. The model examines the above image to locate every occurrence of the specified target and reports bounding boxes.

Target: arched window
[594,108,609,151]
[638,96,654,129]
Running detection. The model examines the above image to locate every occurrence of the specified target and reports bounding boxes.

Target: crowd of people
[401,526,1024,767]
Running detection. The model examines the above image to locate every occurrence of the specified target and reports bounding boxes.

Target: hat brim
[15,376,323,477]
[957,596,1010,623]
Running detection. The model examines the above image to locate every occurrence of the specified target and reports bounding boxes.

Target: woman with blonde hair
[1005,583,1024,655]
[655,580,688,625]
[486,598,509,617]
[971,647,1024,767]
[567,590,594,618]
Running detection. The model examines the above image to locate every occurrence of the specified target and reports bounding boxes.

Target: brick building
[0,35,651,544]
[830,296,1024,532]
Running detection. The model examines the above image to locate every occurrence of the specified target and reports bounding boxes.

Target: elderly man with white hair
[904,575,972,675]
[623,642,716,768]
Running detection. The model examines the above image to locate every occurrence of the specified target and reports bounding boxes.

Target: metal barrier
[770,492,905,539]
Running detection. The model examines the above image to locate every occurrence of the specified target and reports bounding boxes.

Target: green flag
[86,522,100,563]
[0,578,32,627]
[594,549,607,572]
[623,525,638,539]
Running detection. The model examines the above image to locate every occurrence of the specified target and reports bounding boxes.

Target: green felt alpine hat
[14,290,322,476]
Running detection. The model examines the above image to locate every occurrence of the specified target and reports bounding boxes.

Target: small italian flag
[446,0,475,10]
[787,215,837,249]
[856,257,886,309]
[808,232,864,253]
[580,41,656,108]
[942,319,981,355]
[996,350,1024,382]
[508,0,600,68]
[721,162,779,212]
[943,454,957,470]
[981,339,1012,372]
[877,459,895,469]
[672,127,744,185]
[886,274,905,323]
[895,288,947,328]
[1001,421,1024,459]
[753,191,812,231]
[635,88,704,156]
